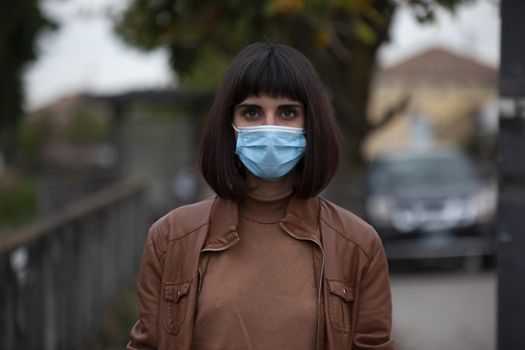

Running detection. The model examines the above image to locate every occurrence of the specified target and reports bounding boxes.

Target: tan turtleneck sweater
[192,191,318,350]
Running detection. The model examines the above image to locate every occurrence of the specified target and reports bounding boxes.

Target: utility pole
[498,1,525,349]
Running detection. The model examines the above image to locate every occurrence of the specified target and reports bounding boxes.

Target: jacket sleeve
[353,230,395,350]
[127,224,164,350]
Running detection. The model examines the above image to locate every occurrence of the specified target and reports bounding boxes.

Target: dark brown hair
[199,42,340,201]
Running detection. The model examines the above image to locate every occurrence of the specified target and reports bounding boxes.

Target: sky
[23,0,500,110]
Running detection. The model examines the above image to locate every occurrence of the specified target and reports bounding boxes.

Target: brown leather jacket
[128,195,395,350]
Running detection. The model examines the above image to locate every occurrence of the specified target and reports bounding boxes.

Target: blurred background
[0,0,508,349]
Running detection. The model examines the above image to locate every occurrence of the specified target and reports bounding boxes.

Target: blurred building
[25,90,210,219]
[365,48,498,160]
[92,89,213,218]
[28,94,115,170]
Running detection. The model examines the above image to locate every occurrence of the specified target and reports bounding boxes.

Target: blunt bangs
[199,42,340,201]
[229,46,307,106]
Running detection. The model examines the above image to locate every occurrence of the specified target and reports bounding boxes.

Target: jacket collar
[281,195,322,244]
[202,197,240,252]
[203,195,321,251]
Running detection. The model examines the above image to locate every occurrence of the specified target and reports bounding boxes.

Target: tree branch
[370,94,411,132]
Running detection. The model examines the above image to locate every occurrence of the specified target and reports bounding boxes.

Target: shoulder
[148,197,216,246]
[319,197,382,257]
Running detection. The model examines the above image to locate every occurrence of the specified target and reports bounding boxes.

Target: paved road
[390,270,496,350]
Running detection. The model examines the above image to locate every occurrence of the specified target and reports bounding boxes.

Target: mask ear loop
[231,123,245,175]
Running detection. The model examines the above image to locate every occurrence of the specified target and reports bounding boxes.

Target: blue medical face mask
[233,124,307,181]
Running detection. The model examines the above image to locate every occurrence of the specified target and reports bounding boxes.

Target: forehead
[237,94,303,107]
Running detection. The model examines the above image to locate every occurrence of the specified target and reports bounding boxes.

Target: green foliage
[101,288,138,347]
[130,103,190,122]
[0,1,57,162]
[354,19,377,45]
[17,116,50,167]
[0,177,38,231]
[114,0,395,109]
[180,47,231,91]
[66,106,110,144]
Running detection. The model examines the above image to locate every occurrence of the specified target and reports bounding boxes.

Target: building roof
[375,48,498,86]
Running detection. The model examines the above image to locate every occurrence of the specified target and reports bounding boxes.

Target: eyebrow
[236,103,261,109]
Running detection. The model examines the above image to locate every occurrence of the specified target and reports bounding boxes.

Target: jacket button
[343,288,347,294]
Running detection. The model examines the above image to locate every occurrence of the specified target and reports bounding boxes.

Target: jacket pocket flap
[327,279,354,302]
[164,280,191,303]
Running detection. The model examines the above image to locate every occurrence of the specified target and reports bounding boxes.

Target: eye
[241,108,261,120]
[279,108,297,119]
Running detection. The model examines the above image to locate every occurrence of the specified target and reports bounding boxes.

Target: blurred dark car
[365,149,497,265]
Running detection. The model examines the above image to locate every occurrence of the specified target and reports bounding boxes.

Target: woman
[128,42,395,350]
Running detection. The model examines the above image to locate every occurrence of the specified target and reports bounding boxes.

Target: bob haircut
[199,42,340,201]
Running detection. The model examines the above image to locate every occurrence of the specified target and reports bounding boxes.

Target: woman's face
[233,94,305,128]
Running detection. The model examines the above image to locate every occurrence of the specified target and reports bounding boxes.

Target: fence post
[0,255,18,349]
[498,1,525,349]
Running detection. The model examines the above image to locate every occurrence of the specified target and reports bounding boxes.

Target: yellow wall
[364,78,497,159]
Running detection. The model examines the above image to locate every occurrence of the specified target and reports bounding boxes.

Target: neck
[244,171,295,202]
[239,172,294,224]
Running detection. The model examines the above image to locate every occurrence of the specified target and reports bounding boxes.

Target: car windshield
[369,154,476,191]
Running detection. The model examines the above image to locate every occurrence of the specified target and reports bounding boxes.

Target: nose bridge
[264,106,277,125]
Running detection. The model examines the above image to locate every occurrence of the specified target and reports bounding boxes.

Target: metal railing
[0,179,146,350]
